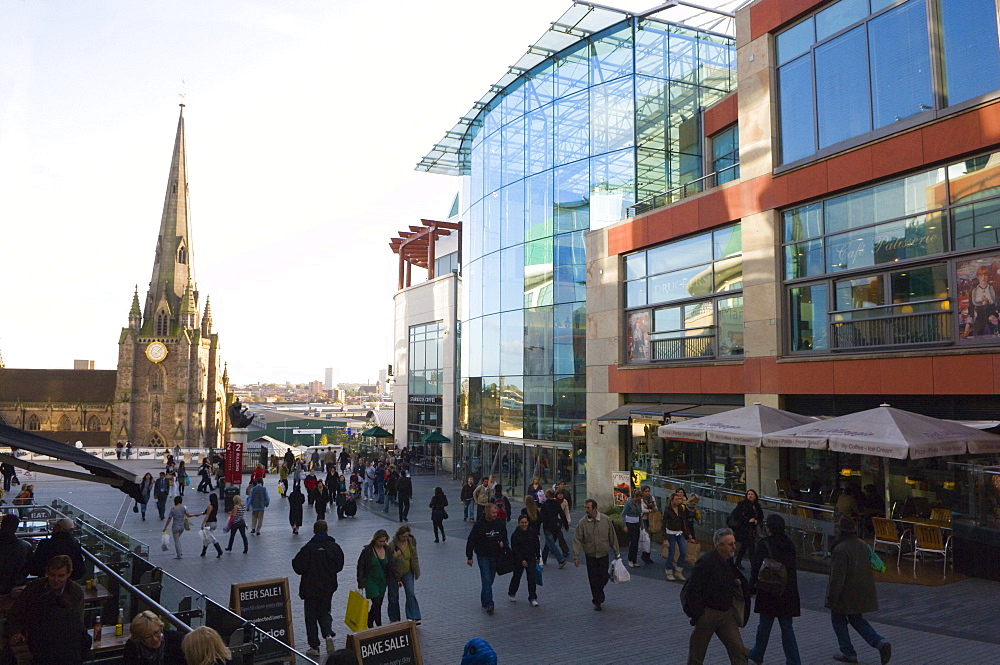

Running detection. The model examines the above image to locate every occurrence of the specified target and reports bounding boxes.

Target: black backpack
[756,540,788,595]
[680,575,696,618]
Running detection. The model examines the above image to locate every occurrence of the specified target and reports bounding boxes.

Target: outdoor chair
[795,505,827,556]
[872,516,910,566]
[912,524,952,574]
[775,479,792,498]
[930,507,952,523]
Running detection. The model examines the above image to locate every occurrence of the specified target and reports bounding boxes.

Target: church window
[150,366,165,393]
[27,414,40,430]
[150,432,164,448]
[58,414,71,431]
[156,311,169,336]
[178,245,187,264]
[87,415,101,432]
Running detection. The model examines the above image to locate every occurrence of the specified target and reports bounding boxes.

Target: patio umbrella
[762,404,1000,517]
[656,404,816,446]
[362,426,393,439]
[421,430,451,444]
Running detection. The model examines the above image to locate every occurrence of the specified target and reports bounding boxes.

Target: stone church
[0,107,229,448]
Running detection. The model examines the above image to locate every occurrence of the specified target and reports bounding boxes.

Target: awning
[0,423,142,501]
[596,403,695,423]
[669,404,741,419]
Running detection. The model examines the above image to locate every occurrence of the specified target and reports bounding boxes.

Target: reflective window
[711,125,739,184]
[778,55,815,164]
[409,322,445,397]
[790,284,829,351]
[815,26,871,148]
[941,0,1000,106]
[868,0,932,129]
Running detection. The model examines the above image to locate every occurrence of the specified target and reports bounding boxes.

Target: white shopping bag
[610,557,631,584]
[199,528,216,545]
[160,532,171,551]
[639,528,651,554]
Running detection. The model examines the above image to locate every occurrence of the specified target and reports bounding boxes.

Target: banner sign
[346,621,422,665]
[229,578,293,664]
[612,471,630,506]
[293,428,321,435]
[225,440,243,485]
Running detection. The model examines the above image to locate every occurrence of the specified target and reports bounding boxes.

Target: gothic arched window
[27,414,40,430]
[156,311,169,336]
[150,432,164,448]
[150,365,165,393]
[58,414,71,431]
[178,245,187,264]
[87,415,101,432]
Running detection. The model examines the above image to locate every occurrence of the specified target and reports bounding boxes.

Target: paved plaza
[13,461,1000,664]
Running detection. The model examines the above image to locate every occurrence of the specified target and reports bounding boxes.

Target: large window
[776,0,1000,164]
[784,149,1000,352]
[624,224,743,362]
[408,321,445,446]
[711,124,739,185]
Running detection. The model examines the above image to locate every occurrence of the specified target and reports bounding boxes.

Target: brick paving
[18,461,1000,664]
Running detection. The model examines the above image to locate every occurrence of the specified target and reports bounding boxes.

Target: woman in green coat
[356,529,397,628]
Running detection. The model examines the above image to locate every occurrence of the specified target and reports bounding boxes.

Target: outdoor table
[83,582,113,605]
[894,517,951,530]
[88,624,130,653]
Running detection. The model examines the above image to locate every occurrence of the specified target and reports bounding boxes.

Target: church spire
[143,104,197,330]
[178,277,198,329]
[128,285,142,329]
[201,296,213,335]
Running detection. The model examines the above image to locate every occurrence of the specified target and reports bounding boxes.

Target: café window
[784,150,1000,352]
[624,224,743,362]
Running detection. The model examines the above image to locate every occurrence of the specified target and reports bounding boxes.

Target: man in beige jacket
[573,499,620,611]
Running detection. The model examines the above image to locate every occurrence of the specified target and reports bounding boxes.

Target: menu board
[346,621,422,665]
[229,578,293,663]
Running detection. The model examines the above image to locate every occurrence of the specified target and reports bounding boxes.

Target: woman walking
[540,489,568,568]
[662,491,695,581]
[622,489,643,568]
[388,525,421,623]
[288,484,305,535]
[314,481,330,522]
[336,475,348,520]
[429,487,448,542]
[199,493,223,558]
[163,496,197,559]
[748,514,802,665]
[225,495,249,554]
[730,489,764,568]
[356,530,396,628]
[507,515,540,606]
[177,460,188,497]
[136,473,154,522]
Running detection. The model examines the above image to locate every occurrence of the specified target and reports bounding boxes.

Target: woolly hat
[838,516,857,534]
[461,639,497,665]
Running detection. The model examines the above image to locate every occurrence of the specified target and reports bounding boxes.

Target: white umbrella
[762,405,1000,459]
[657,404,816,447]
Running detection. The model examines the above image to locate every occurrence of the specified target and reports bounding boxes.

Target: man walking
[827,517,892,664]
[396,470,413,522]
[154,471,170,520]
[292,520,344,658]
[363,462,376,501]
[572,499,620,611]
[683,528,750,665]
[466,503,509,614]
[472,476,492,522]
[248,478,270,535]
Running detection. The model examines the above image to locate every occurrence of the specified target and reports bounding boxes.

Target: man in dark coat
[291,520,345,658]
[396,471,413,522]
[154,471,170,519]
[466,503,509,614]
[0,514,31,593]
[6,554,90,665]
[827,517,892,664]
[684,527,750,665]
[748,514,801,665]
[27,518,85,581]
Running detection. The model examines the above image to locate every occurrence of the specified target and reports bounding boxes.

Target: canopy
[762,405,1000,459]
[657,404,816,446]
[248,436,300,459]
[361,426,393,438]
[0,423,142,501]
[421,430,450,444]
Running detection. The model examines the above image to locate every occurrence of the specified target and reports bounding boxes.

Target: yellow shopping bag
[344,589,370,632]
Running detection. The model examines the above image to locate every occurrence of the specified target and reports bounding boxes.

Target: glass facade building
[430,9,736,501]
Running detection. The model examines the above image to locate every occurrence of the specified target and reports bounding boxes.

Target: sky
[0,0,580,384]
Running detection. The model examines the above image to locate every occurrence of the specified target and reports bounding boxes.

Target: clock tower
[112,106,228,449]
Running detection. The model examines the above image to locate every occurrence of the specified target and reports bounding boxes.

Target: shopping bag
[610,557,631,584]
[647,510,663,543]
[183,517,192,531]
[344,590,370,632]
[496,546,516,576]
[639,529,651,554]
[868,545,887,573]
[685,540,701,565]
[224,515,234,533]
[132,503,139,513]
[199,528,215,545]
[534,563,543,587]
[160,532,170,551]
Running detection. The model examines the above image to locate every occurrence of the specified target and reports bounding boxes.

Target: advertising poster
[957,255,1000,341]
[225,441,243,484]
[612,471,630,506]
[626,310,650,362]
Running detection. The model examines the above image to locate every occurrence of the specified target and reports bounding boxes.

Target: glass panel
[868,0,933,129]
[816,26,871,149]
[784,203,824,242]
[524,238,554,307]
[500,310,524,376]
[700,34,735,91]
[776,17,815,66]
[500,245,525,312]
[483,192,500,255]
[554,373,586,437]
[953,199,1000,250]
[668,26,700,82]
[554,43,590,98]
[553,91,590,167]
[636,146,667,202]
[590,148,635,230]
[648,264,714,304]
[481,314,501,377]
[713,224,742,258]
[525,171,553,242]
[778,54,816,163]
[635,76,667,151]
[554,231,587,305]
[635,20,670,78]
[525,106,552,176]
[790,284,829,351]
[481,250,500,315]
[465,317,483,377]
[501,181,525,248]
[714,255,743,292]
[653,306,681,331]
[524,306,553,375]
[525,63,555,112]
[501,84,525,125]
[500,377,524,438]
[647,232,713,273]
[466,259,482,319]
[523,377,554,441]
[890,264,948,304]
[871,168,947,222]
[501,120,525,188]
[941,0,1000,106]
[826,214,945,271]
[553,160,591,234]
[717,296,744,356]
[626,310,652,362]
[684,300,714,330]
[825,188,876,234]
[553,304,585,375]
[815,0,868,41]
[481,377,500,436]
[592,24,634,84]
[591,78,635,156]
[625,252,646,280]
[711,125,739,179]
[626,279,648,307]
[948,152,1000,204]
[835,274,885,311]
[484,131,502,195]
[785,239,825,279]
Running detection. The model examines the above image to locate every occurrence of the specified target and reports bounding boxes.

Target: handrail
[828,297,948,316]
[628,163,740,217]
[83,548,192,634]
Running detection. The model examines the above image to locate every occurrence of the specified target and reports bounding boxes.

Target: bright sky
[0,0,579,384]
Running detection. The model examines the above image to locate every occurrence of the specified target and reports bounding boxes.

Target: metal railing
[628,163,740,217]
[831,301,951,350]
[650,330,715,360]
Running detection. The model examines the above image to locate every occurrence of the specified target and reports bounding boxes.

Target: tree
[319,434,329,446]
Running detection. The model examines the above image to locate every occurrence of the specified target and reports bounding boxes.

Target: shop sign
[408,395,441,404]
[225,441,243,484]
[229,578,294,663]
[346,621,422,665]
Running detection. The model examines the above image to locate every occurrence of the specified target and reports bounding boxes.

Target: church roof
[0,369,117,404]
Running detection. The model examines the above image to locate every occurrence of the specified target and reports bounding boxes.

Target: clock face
[146,342,168,363]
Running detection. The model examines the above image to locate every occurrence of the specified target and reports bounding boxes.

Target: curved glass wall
[458,17,736,446]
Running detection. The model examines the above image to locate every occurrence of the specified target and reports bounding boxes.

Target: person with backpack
[292,520,345,658]
[748,514,801,665]
[540,489,569,568]
[492,485,511,523]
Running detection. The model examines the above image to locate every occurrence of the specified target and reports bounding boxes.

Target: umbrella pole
[756,446,762,495]
[884,459,891,519]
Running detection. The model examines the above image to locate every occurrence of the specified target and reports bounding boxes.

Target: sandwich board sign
[229,578,293,663]
[346,621,422,665]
